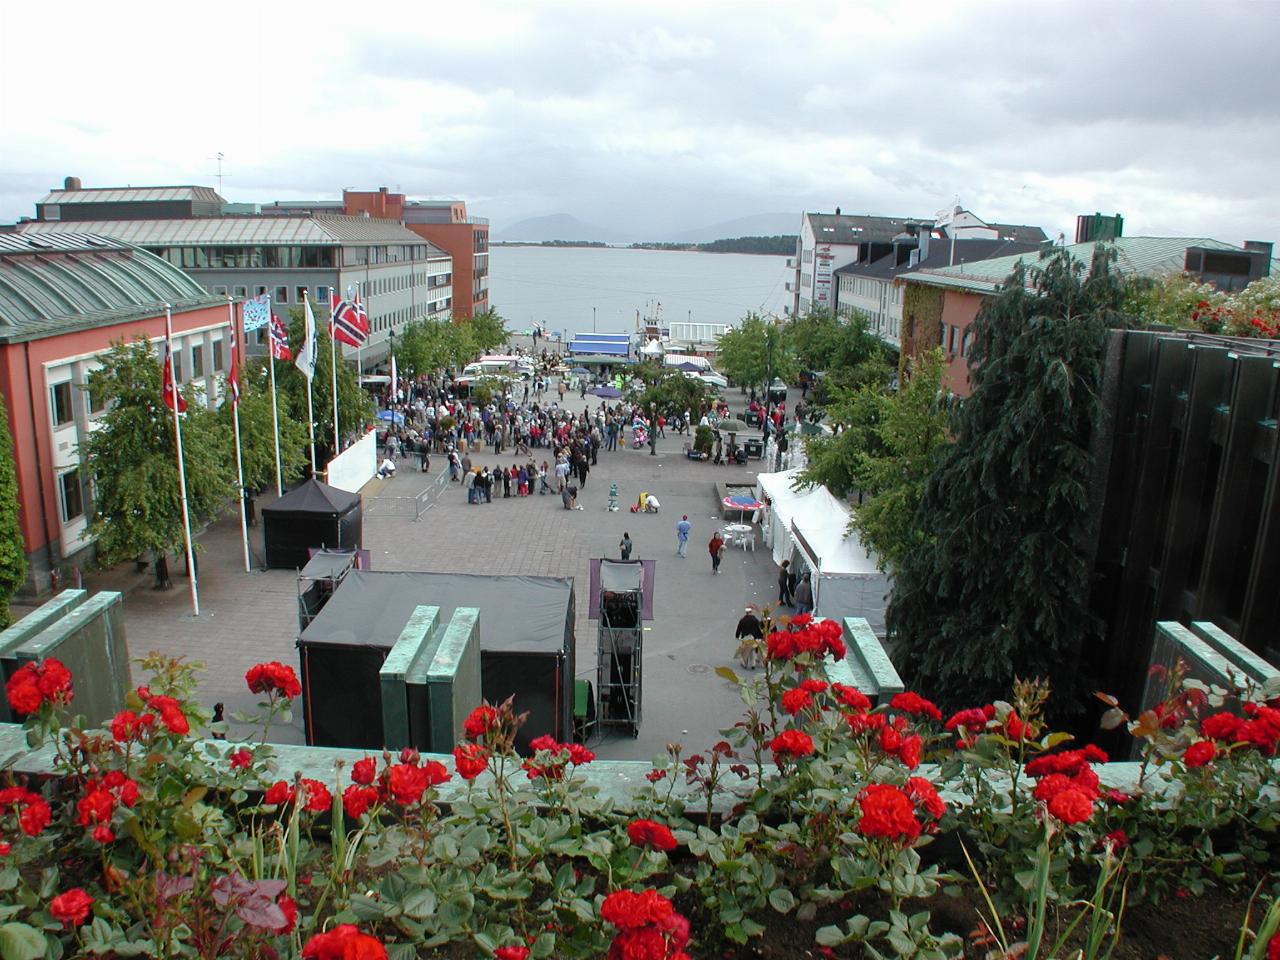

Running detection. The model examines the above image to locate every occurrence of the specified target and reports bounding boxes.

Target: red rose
[645,769,667,783]
[566,743,595,765]
[831,683,871,713]
[898,733,922,770]
[905,776,946,820]
[230,748,253,771]
[453,743,489,780]
[91,825,115,845]
[264,781,294,806]
[495,948,530,960]
[302,924,387,960]
[846,711,886,735]
[781,688,813,716]
[76,788,114,826]
[1183,740,1216,768]
[343,785,379,819]
[300,778,332,813]
[528,734,560,753]
[1101,829,1129,852]
[147,695,190,735]
[274,893,298,934]
[889,691,942,721]
[857,784,922,843]
[351,757,377,785]
[16,794,51,836]
[768,729,814,760]
[944,707,991,732]
[627,819,678,852]
[387,763,429,805]
[463,705,499,739]
[601,889,677,930]
[49,888,94,928]
[35,659,73,702]
[1047,787,1094,825]
[5,672,42,715]
[422,760,451,786]
[1200,712,1242,742]
[1267,931,1280,960]
[800,678,828,694]
[1004,711,1025,740]
[245,661,302,699]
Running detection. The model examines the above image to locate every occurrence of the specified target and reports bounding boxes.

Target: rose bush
[0,620,1274,959]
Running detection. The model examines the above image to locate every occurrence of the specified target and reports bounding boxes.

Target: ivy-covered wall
[899,283,945,382]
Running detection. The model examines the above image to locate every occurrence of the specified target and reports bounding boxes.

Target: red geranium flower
[300,778,332,813]
[627,819,678,852]
[1183,740,1216,768]
[264,781,294,806]
[342,785,380,820]
[229,748,253,771]
[566,743,595,765]
[857,784,922,843]
[1047,787,1094,825]
[301,924,387,960]
[889,691,942,721]
[351,757,377,785]
[49,888,94,928]
[453,742,489,780]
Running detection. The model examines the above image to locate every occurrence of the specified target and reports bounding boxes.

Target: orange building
[0,232,233,592]
[341,189,488,318]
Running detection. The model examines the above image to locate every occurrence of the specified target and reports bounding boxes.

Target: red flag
[162,344,187,413]
[329,288,367,348]
[268,313,292,361]
[228,315,241,406]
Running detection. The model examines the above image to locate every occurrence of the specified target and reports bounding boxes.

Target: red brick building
[0,233,232,592]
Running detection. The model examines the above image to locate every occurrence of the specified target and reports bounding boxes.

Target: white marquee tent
[754,470,890,634]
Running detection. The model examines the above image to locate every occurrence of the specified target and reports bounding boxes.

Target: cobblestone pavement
[55,384,795,761]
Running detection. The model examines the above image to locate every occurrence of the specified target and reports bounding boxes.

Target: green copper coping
[14,592,122,660]
[421,608,478,683]
[1190,621,1280,686]
[842,617,904,703]
[0,590,87,659]
[380,606,441,750]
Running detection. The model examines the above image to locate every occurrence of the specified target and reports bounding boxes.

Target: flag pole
[302,291,317,474]
[166,304,200,616]
[268,309,284,498]
[329,299,341,458]
[228,298,251,573]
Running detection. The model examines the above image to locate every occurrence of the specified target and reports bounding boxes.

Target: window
[961,329,974,357]
[50,382,73,427]
[86,379,106,414]
[275,286,289,304]
[172,353,182,381]
[234,286,248,299]
[317,286,329,303]
[59,469,83,523]
[212,285,228,297]
[212,340,224,372]
[256,286,268,297]
[191,344,204,378]
[296,286,309,304]
[256,328,266,346]
[948,325,958,354]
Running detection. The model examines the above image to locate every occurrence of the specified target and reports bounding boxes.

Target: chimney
[64,176,81,190]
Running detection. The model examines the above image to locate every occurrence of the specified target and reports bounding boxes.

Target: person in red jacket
[709,531,726,574]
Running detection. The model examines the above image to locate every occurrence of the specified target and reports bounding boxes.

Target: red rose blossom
[495,948,531,960]
[627,819,678,852]
[1183,740,1216,768]
[768,729,814,761]
[342,785,380,820]
[230,748,253,771]
[274,893,298,934]
[300,778,332,813]
[301,924,387,960]
[1047,787,1094,825]
[453,743,489,780]
[49,888,94,928]
[463,705,499,739]
[831,683,871,712]
[264,781,294,806]
[905,776,946,819]
[1200,712,1242,742]
[387,763,430,805]
[6,659,73,714]
[245,661,302,699]
[857,784,922,843]
[780,687,813,716]
[889,691,942,721]
[351,757,377,785]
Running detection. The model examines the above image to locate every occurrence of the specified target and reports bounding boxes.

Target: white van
[462,356,533,381]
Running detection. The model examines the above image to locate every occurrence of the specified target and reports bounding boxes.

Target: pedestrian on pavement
[793,572,814,615]
[676,515,692,557]
[463,468,476,504]
[709,531,725,574]
[619,532,633,560]
[735,608,765,668]
[777,559,795,605]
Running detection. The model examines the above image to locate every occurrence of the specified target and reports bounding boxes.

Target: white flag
[390,350,400,401]
[296,293,317,381]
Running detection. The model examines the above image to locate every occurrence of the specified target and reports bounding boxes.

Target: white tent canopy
[754,470,890,634]
[640,340,664,356]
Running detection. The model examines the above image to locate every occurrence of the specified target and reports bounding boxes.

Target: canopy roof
[756,470,880,576]
[262,478,360,516]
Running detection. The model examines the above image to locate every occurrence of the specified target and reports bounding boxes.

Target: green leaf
[0,923,45,960]
[715,666,741,684]
[348,894,386,921]
[768,888,795,914]
[401,888,437,920]
[816,925,847,947]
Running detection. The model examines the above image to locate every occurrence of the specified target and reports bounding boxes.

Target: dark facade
[1089,330,1280,709]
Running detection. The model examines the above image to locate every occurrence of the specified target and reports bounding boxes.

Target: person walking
[793,572,814,615]
[735,608,765,669]
[619,532,633,560]
[676,515,692,557]
[709,531,725,574]
[777,559,795,606]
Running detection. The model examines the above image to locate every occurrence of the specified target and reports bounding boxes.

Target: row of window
[145,244,443,271]
[210,284,331,306]
[838,276,903,305]
[940,322,975,358]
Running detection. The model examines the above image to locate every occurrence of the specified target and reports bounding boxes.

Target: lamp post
[593,306,597,333]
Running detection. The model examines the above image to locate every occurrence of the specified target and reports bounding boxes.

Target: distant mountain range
[492,211,800,244]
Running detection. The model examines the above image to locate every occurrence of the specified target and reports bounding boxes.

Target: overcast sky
[2,0,1276,243]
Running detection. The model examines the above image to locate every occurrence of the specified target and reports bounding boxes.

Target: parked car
[767,378,788,403]
[698,371,729,390]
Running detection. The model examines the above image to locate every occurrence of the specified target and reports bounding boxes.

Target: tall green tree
[886,246,1123,711]
[216,359,310,492]
[465,308,511,354]
[626,365,715,418]
[0,393,27,625]
[716,313,795,393]
[784,308,895,399]
[81,339,235,567]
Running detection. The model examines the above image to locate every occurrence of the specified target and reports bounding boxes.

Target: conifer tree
[0,393,27,625]
[886,246,1123,711]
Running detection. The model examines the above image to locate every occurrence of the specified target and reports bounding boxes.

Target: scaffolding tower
[595,560,646,736]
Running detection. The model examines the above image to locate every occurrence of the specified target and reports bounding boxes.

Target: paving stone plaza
[51,377,797,761]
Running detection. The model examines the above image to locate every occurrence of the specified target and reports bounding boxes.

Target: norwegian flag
[162,343,187,413]
[227,315,241,406]
[268,313,292,361]
[329,289,366,348]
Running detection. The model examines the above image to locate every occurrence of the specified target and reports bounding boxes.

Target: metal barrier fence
[365,466,452,522]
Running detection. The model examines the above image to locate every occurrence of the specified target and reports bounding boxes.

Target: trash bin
[743,438,764,459]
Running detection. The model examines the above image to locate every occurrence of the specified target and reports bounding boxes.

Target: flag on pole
[162,343,187,413]
[329,290,367,348]
[227,311,241,407]
[390,350,400,402]
[352,286,369,332]
[296,294,317,380]
[268,313,292,361]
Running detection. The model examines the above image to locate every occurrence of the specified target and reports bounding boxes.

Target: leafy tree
[716,313,795,393]
[886,246,1124,712]
[465,309,511,355]
[273,310,373,459]
[784,308,895,400]
[626,365,715,419]
[0,393,27,625]
[81,339,235,569]
[216,359,310,492]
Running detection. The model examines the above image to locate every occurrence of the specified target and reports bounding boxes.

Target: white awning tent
[640,340,664,356]
[754,470,890,634]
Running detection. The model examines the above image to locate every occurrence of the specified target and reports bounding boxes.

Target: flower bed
[1,618,1278,960]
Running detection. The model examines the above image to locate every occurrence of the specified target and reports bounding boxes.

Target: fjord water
[488,245,792,338]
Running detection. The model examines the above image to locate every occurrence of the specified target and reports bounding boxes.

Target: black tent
[297,571,575,753]
[261,479,362,570]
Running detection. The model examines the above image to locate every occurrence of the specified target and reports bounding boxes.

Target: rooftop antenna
[209,152,228,195]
